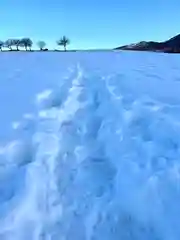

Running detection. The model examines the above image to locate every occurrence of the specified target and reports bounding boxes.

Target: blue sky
[0,0,180,49]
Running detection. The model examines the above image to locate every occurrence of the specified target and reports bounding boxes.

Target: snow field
[0,52,180,239]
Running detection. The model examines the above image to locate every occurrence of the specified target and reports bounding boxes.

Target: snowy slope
[0,51,180,239]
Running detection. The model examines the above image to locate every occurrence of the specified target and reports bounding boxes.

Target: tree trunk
[16,45,19,51]
[64,44,66,51]
[25,46,27,51]
[0,47,2,51]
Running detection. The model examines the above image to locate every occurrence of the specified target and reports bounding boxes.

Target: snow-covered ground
[0,51,180,239]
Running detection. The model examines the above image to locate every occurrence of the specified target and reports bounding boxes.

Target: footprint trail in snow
[0,64,180,239]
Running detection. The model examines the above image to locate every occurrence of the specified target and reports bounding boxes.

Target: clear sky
[0,0,180,49]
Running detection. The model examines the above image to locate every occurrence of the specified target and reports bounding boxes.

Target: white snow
[0,51,180,239]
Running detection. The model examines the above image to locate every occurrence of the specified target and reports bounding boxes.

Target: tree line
[0,36,70,51]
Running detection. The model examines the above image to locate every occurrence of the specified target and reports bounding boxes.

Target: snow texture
[0,51,180,239]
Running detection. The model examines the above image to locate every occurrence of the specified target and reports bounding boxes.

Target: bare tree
[57,36,70,51]
[21,38,33,51]
[0,41,3,51]
[37,41,46,50]
[12,39,21,51]
[5,39,13,50]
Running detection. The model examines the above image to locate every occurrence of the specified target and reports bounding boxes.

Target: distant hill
[115,34,180,53]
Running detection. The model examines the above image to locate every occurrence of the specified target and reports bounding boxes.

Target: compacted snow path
[1,60,180,239]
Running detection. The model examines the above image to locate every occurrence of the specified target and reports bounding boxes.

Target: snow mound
[0,59,180,239]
